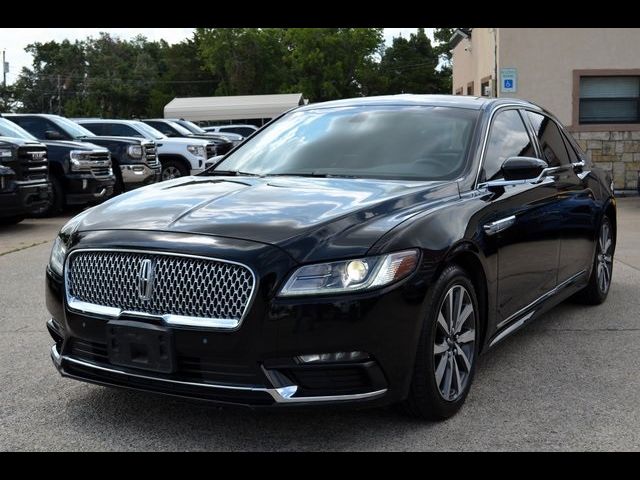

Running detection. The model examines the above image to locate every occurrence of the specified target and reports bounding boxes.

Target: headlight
[0,148,13,159]
[48,208,94,276]
[279,249,419,297]
[49,236,67,276]
[187,145,206,158]
[69,150,93,171]
[127,145,143,158]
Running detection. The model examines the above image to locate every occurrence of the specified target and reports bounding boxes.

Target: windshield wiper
[265,172,359,178]
[204,170,257,177]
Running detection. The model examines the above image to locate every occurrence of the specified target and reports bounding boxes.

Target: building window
[467,82,474,96]
[480,77,491,97]
[579,76,640,124]
[455,88,463,96]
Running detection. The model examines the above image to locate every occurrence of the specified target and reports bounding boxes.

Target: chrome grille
[142,143,160,169]
[17,147,48,181]
[66,250,255,327]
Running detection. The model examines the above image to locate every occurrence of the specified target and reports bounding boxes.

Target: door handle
[483,215,516,236]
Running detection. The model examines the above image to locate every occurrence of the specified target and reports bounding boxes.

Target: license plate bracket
[106,320,175,374]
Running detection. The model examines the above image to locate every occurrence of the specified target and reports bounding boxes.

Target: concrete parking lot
[1,198,639,451]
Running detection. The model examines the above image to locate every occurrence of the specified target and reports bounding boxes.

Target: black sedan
[45,95,616,419]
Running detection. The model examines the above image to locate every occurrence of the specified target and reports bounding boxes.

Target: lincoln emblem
[137,259,154,301]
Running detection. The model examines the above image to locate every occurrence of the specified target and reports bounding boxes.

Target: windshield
[176,119,207,135]
[53,116,96,138]
[0,118,38,140]
[214,106,479,180]
[134,121,166,140]
[168,121,196,136]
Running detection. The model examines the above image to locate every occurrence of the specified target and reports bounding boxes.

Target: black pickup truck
[5,114,160,195]
[0,127,50,225]
[0,116,115,216]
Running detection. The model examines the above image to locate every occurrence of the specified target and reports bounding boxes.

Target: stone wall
[571,131,640,191]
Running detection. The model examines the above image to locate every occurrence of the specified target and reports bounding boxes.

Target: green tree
[195,28,288,96]
[282,28,384,102]
[377,28,441,95]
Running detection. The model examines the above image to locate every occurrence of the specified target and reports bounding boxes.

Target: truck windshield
[214,106,479,181]
[177,120,207,135]
[133,122,166,140]
[53,116,97,138]
[167,121,195,136]
[0,118,38,140]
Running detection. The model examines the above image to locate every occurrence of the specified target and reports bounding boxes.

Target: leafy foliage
[7,28,454,117]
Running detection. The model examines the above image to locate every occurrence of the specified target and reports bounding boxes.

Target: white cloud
[1,28,433,85]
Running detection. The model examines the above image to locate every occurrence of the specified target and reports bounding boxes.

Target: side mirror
[45,130,66,140]
[501,156,548,181]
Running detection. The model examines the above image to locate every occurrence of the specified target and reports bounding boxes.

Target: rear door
[479,108,562,327]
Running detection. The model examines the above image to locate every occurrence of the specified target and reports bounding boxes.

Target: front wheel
[160,159,189,181]
[30,175,64,217]
[573,215,614,305]
[0,216,25,225]
[401,264,479,420]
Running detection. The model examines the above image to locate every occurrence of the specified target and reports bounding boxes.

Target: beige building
[450,28,640,191]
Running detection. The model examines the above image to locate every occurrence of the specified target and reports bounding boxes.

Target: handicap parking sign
[500,68,517,93]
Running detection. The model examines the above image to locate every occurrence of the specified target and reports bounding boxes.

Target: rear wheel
[573,215,614,305]
[401,264,479,420]
[160,159,189,181]
[30,175,64,217]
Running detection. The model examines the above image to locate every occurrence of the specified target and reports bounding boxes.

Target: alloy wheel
[162,166,182,180]
[433,284,476,401]
[597,220,613,294]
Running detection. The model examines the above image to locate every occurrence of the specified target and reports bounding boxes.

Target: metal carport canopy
[163,93,306,122]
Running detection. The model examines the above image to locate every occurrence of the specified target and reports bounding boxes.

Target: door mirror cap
[45,130,66,140]
[501,156,548,181]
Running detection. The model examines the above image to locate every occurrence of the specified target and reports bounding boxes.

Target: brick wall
[572,131,640,191]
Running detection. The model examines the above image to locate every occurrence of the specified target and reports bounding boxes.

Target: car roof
[77,119,138,124]
[296,94,540,112]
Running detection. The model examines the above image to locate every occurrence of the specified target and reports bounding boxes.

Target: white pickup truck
[76,119,216,180]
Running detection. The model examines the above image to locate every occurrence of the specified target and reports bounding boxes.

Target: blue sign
[500,68,517,93]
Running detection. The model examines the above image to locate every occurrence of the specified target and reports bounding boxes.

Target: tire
[0,216,25,225]
[112,162,125,196]
[30,175,64,218]
[401,264,480,420]
[160,159,189,181]
[573,215,614,305]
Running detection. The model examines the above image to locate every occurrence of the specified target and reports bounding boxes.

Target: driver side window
[482,109,535,182]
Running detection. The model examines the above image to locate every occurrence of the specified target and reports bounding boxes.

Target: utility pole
[2,50,6,88]
[56,74,61,115]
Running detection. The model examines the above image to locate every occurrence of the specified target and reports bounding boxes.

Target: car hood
[81,135,148,145]
[43,140,109,152]
[0,136,45,148]
[160,137,212,146]
[75,175,459,262]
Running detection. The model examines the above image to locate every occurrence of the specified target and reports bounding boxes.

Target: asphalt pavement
[1,199,639,451]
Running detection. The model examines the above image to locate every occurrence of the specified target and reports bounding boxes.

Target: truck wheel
[31,175,64,218]
[0,216,25,225]
[112,162,124,195]
[160,160,189,181]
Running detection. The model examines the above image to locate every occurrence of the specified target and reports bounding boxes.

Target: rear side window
[82,123,104,135]
[525,111,571,167]
[104,123,142,137]
[146,121,176,136]
[483,109,535,182]
[222,127,254,136]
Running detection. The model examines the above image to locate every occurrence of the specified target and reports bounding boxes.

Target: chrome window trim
[474,103,539,189]
[64,248,259,331]
[51,346,387,404]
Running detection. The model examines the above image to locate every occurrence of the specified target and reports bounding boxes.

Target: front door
[478,108,562,327]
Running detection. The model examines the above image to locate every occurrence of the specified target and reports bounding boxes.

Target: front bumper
[121,164,161,190]
[65,175,114,206]
[45,232,427,408]
[0,180,50,216]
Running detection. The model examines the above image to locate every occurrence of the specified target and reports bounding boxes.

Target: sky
[0,28,429,86]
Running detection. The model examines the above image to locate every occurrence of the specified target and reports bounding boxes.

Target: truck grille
[142,143,160,169]
[17,147,48,181]
[88,151,112,177]
[206,143,217,158]
[66,250,255,327]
